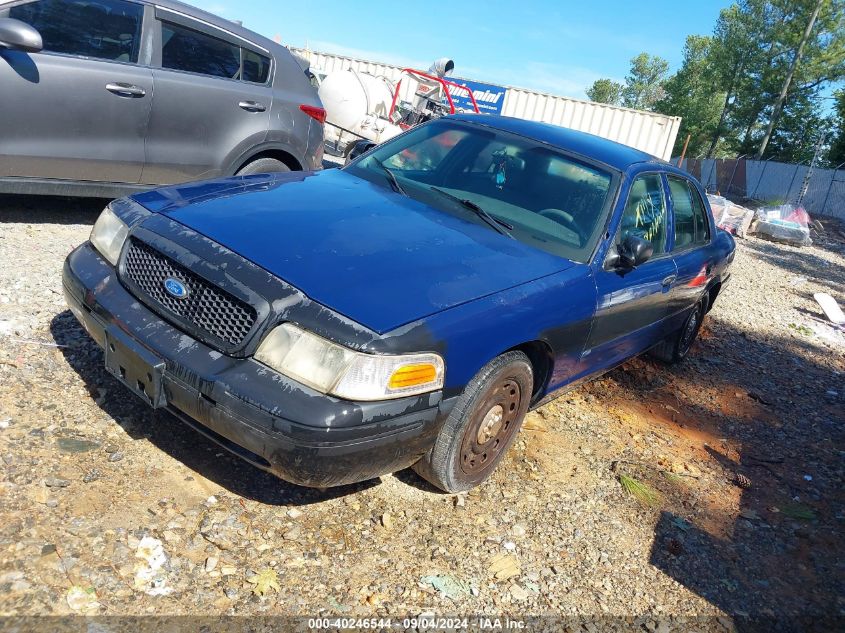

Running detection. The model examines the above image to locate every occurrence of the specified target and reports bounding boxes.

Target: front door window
[618,174,668,255]
[10,0,143,63]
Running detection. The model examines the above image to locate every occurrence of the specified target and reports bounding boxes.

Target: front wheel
[413,351,533,493]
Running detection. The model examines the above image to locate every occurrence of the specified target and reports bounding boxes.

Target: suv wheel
[237,158,291,175]
[413,351,532,493]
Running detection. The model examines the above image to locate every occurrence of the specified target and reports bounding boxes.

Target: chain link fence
[676,158,845,220]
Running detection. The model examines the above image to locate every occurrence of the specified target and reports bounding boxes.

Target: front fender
[371,266,596,398]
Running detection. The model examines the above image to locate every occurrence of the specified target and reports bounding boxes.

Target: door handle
[238,100,266,112]
[662,274,677,287]
[106,82,146,97]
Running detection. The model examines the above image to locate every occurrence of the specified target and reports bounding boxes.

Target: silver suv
[0,0,325,197]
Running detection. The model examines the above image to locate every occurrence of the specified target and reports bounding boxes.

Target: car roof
[450,113,666,172]
[153,0,283,54]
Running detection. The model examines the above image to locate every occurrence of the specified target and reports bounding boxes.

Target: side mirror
[607,234,653,271]
[0,18,43,53]
[344,139,376,165]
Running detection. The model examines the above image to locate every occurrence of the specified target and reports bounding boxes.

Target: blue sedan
[63,114,735,492]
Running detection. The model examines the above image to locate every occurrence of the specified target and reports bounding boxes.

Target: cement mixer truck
[318,58,480,159]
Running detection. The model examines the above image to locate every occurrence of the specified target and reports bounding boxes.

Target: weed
[619,473,661,507]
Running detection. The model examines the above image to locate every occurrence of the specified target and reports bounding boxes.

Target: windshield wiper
[429,186,514,238]
[371,157,407,196]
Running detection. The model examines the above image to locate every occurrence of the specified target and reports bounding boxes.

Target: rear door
[0,0,151,183]
[665,175,715,330]
[140,8,273,184]
[584,172,677,370]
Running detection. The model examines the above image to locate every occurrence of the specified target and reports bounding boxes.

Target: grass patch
[662,471,686,485]
[619,473,661,507]
[788,322,813,336]
[779,503,817,521]
[763,197,787,206]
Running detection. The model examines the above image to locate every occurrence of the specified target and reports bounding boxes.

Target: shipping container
[501,88,680,161]
[292,48,681,161]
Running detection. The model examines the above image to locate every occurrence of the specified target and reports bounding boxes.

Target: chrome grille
[122,239,256,348]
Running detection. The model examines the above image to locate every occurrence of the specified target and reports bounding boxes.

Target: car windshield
[344,119,617,263]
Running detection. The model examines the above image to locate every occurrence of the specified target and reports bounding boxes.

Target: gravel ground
[0,194,843,627]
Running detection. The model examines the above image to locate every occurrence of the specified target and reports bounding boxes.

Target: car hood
[132,169,574,333]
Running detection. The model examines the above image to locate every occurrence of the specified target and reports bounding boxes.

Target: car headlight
[254,323,445,401]
[90,205,129,266]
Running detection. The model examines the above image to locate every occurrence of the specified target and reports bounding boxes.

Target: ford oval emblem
[163,277,189,299]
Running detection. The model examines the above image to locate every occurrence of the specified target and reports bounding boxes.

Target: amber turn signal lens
[388,363,438,389]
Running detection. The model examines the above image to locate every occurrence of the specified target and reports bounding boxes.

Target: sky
[188,0,734,100]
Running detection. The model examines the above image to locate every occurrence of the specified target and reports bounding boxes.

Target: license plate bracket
[104,328,165,408]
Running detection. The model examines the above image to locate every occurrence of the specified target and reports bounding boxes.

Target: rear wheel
[236,158,291,175]
[413,351,532,493]
[650,299,705,364]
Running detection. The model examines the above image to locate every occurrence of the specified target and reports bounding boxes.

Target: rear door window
[242,49,270,83]
[10,0,143,62]
[668,176,711,249]
[161,21,241,79]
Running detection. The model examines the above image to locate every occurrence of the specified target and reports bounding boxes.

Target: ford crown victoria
[63,114,735,492]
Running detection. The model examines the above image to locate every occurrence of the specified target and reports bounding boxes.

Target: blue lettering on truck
[446,78,507,115]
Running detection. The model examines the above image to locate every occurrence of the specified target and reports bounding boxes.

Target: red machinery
[388,68,481,130]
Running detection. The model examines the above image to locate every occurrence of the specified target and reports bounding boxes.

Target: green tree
[828,89,845,166]
[709,1,789,156]
[755,0,826,158]
[589,1,845,160]
[701,0,844,160]
[655,36,725,157]
[734,0,845,159]
[762,89,828,162]
[704,2,767,157]
[586,79,623,105]
[622,53,669,111]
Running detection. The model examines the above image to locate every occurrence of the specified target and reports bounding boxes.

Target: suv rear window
[161,21,240,79]
[10,0,143,63]
[242,49,270,83]
[160,20,271,83]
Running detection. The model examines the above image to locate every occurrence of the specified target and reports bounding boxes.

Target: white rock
[509,584,530,601]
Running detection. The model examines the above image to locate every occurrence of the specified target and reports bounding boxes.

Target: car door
[665,175,715,330]
[140,7,273,185]
[0,0,151,183]
[584,172,677,371]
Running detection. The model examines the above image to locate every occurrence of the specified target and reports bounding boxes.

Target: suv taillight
[300,105,326,124]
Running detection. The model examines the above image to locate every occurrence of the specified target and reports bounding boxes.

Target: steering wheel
[539,208,583,246]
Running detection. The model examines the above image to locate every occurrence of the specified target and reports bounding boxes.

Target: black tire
[236,158,291,175]
[650,300,705,364]
[413,351,533,493]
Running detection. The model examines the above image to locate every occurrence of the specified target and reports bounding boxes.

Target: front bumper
[63,242,452,487]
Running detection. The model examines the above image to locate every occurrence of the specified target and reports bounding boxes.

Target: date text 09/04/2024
[307,617,527,629]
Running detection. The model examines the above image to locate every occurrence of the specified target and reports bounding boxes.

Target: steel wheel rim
[460,379,522,476]
[680,308,700,353]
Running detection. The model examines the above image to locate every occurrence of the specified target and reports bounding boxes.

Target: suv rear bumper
[63,242,452,487]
